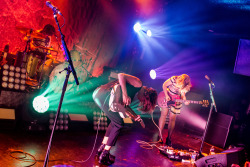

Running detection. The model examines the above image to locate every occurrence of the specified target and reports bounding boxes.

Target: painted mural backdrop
[0,0,125,80]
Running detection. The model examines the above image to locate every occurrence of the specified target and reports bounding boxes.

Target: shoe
[96,144,116,162]
[96,144,105,157]
[99,150,115,165]
[165,137,172,147]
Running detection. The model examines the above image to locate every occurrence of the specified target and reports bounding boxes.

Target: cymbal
[39,46,58,52]
[46,55,62,64]
[47,54,54,59]
[16,26,46,39]
[16,26,32,34]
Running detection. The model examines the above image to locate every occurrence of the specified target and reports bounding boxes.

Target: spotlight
[147,30,152,37]
[33,96,49,113]
[150,69,156,79]
[133,22,142,33]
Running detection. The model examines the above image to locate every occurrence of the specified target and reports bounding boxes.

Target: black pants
[93,85,124,146]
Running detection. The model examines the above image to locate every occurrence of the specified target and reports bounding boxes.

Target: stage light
[0,64,26,91]
[33,96,49,113]
[93,111,108,131]
[147,30,152,37]
[150,69,156,79]
[133,22,142,33]
[48,112,69,131]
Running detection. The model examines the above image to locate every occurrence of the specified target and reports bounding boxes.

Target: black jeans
[93,85,124,146]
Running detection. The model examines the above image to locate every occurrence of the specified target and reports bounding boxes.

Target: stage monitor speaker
[0,108,16,130]
[195,147,245,167]
[234,39,250,77]
[204,112,232,148]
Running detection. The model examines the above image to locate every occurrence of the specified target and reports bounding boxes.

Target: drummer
[25,24,56,80]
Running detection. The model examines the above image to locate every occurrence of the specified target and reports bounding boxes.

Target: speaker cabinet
[204,112,233,148]
[195,147,245,167]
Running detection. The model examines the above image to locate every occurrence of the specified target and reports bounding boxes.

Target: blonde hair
[178,74,192,94]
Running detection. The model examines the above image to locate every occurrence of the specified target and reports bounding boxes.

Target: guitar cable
[8,91,112,166]
[136,110,166,151]
[74,91,112,163]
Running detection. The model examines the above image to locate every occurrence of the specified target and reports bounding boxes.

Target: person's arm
[162,78,172,101]
[118,73,142,106]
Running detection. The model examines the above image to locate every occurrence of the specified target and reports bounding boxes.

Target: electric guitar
[110,84,145,128]
[157,91,209,114]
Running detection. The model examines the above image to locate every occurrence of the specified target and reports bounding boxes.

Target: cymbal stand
[81,64,93,78]
[37,53,48,88]
[23,34,32,69]
[199,83,217,157]
[43,11,79,167]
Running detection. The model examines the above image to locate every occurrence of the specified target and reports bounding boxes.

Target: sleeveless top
[109,80,142,117]
[126,82,142,101]
[167,76,181,95]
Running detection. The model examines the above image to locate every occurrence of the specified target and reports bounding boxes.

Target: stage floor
[0,123,224,167]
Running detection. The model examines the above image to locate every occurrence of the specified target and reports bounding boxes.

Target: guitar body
[157,91,182,114]
[157,91,209,114]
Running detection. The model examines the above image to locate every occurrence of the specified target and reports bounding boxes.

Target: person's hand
[165,94,171,101]
[184,101,190,105]
[0,59,7,66]
[122,94,131,106]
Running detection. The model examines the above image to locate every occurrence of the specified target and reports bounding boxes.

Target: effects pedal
[159,146,198,162]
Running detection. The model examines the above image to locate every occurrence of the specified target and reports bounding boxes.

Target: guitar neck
[175,99,202,104]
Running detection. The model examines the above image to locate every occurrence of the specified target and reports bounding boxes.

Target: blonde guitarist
[158,74,192,146]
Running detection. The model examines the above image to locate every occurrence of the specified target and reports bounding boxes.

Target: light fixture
[1,64,26,91]
[150,69,156,79]
[33,96,49,113]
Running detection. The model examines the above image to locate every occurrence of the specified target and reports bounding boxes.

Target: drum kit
[1,26,62,89]
[1,26,94,91]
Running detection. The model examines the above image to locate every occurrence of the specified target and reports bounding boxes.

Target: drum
[26,52,39,78]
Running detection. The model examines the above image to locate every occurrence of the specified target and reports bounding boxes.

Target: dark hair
[40,24,55,36]
[138,86,157,113]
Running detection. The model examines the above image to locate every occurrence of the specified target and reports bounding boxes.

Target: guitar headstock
[200,100,209,107]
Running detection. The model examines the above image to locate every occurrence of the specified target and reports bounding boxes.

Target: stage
[0,117,225,167]
[1,0,250,166]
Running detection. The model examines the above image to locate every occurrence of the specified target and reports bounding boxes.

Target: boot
[96,144,105,157]
[96,144,116,161]
[99,150,115,165]
[165,137,172,147]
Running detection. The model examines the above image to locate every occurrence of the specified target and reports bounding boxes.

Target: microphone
[46,1,63,16]
[205,75,215,87]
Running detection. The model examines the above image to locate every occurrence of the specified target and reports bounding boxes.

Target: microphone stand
[199,83,217,158]
[43,12,79,167]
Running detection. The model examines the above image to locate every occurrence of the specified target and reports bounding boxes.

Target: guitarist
[158,74,192,146]
[92,73,157,165]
